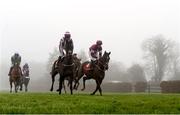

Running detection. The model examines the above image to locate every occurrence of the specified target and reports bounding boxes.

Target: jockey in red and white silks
[89,40,103,62]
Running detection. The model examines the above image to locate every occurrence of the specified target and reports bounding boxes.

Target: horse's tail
[50,60,58,75]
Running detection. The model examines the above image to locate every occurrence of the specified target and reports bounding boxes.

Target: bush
[134,82,147,92]
[160,80,180,93]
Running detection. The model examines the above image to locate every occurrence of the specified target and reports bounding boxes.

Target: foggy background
[0,0,180,91]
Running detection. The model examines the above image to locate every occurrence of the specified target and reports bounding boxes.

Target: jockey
[89,40,103,68]
[8,53,22,76]
[23,63,29,76]
[58,31,74,62]
[23,63,29,70]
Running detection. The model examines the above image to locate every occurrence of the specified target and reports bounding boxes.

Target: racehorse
[9,64,22,93]
[58,51,75,94]
[20,67,30,92]
[74,51,111,96]
[50,56,81,93]
[50,38,75,94]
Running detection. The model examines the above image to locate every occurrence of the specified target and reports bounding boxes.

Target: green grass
[0,92,180,114]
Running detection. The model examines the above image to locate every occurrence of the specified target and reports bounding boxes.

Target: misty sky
[0,0,180,66]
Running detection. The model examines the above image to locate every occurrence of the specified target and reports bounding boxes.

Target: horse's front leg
[69,76,73,95]
[91,80,100,95]
[14,82,18,93]
[10,80,12,93]
[25,84,28,92]
[59,74,65,95]
[63,81,67,94]
[98,79,103,96]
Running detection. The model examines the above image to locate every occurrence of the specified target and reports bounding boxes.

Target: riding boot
[8,67,13,76]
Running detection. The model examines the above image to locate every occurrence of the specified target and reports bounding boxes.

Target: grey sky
[0,0,180,66]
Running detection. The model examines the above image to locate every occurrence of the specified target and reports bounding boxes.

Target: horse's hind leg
[74,66,83,90]
[50,70,58,91]
[81,77,90,91]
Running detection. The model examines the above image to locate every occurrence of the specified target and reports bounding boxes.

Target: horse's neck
[63,56,73,64]
[96,59,105,69]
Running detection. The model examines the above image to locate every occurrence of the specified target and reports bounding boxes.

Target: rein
[96,59,106,72]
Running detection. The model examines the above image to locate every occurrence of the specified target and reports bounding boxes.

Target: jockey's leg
[90,59,96,69]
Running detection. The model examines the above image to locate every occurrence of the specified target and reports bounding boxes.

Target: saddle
[83,63,91,71]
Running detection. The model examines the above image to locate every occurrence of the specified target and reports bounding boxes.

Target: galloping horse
[9,64,22,93]
[74,51,111,96]
[20,67,30,92]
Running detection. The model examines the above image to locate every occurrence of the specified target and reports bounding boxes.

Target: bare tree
[142,35,174,82]
[127,63,146,83]
[166,42,180,80]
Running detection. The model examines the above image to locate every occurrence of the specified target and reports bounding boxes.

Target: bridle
[96,56,109,71]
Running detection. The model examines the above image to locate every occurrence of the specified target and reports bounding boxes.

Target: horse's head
[64,38,73,55]
[98,51,111,70]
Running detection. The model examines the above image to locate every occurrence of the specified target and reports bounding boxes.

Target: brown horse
[20,67,30,92]
[51,37,76,95]
[58,51,75,94]
[9,64,22,93]
[50,55,81,93]
[74,51,111,96]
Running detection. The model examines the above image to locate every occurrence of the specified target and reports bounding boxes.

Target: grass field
[0,92,180,114]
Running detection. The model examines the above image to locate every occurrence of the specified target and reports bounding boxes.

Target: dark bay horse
[50,38,75,94]
[74,51,111,96]
[9,64,22,93]
[50,55,81,93]
[20,67,30,92]
[58,51,75,94]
